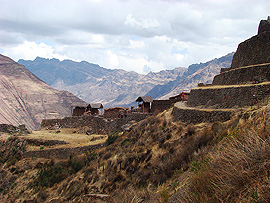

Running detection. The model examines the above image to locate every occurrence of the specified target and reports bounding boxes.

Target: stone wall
[188,83,270,108]
[41,113,150,135]
[231,20,270,69]
[171,106,234,124]
[212,64,270,85]
[103,107,129,119]
[151,100,175,114]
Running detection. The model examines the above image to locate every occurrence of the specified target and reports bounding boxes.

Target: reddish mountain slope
[0,54,84,130]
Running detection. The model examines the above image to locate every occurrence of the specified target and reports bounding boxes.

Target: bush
[106,133,119,146]
[186,124,195,136]
[31,157,86,189]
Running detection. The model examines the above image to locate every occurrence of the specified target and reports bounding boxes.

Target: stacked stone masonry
[41,113,150,135]
[151,100,176,114]
[213,64,270,85]
[188,83,270,108]
[231,19,270,69]
[172,106,234,124]
[188,18,270,109]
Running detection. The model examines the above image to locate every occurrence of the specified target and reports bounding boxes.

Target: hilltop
[0,54,84,130]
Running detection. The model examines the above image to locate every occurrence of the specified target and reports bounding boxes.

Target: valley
[0,17,270,203]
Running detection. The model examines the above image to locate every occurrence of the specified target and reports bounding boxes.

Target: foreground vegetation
[0,105,270,202]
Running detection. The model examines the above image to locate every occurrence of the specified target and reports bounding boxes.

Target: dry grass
[0,133,12,141]
[19,129,107,151]
[187,129,270,202]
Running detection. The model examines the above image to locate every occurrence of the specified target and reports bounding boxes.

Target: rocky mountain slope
[18,58,186,108]
[18,53,233,107]
[0,54,84,130]
[151,52,234,99]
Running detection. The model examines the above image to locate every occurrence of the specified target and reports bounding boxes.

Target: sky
[0,0,269,74]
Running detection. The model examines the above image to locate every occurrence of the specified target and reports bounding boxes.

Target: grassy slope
[0,104,270,202]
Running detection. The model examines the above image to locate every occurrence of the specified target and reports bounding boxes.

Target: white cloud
[0,0,270,73]
[3,41,69,61]
[108,50,119,68]
[125,14,161,29]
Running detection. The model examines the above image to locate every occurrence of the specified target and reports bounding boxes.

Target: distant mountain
[0,54,84,130]
[18,53,233,108]
[152,52,234,99]
[18,58,186,108]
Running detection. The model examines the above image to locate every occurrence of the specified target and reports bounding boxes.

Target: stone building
[87,103,103,115]
[71,102,103,116]
[71,102,89,116]
[136,96,153,113]
[103,107,129,119]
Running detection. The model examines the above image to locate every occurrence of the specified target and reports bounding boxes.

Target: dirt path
[174,101,192,109]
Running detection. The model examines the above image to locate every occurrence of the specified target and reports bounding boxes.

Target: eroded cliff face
[231,18,270,69]
[0,54,84,130]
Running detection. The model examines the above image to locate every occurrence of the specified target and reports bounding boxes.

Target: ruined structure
[231,17,270,69]
[41,113,150,135]
[71,102,103,116]
[71,102,89,116]
[88,103,103,115]
[169,92,190,101]
[135,92,190,114]
[136,96,153,113]
[103,107,129,119]
[188,18,270,108]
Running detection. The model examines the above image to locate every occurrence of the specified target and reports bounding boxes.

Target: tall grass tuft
[189,131,270,202]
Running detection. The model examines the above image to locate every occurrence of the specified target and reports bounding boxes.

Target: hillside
[18,53,233,107]
[0,17,269,203]
[151,52,234,99]
[18,58,186,107]
[0,102,269,202]
[0,54,84,130]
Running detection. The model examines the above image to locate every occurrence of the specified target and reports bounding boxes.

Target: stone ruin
[188,17,270,109]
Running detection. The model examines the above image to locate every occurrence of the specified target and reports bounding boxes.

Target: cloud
[1,0,270,73]
[3,41,69,61]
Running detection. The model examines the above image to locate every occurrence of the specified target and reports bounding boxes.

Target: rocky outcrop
[231,18,270,69]
[0,54,84,130]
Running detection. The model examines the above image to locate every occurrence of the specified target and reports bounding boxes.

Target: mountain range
[0,54,84,130]
[19,53,234,108]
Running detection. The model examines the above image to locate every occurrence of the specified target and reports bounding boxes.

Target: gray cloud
[1,0,270,73]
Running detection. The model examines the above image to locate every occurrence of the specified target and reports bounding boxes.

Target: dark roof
[90,103,103,109]
[136,96,153,103]
[71,102,89,108]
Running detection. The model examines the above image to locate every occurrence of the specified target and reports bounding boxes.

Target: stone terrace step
[213,63,270,85]
[189,82,270,108]
[172,104,235,124]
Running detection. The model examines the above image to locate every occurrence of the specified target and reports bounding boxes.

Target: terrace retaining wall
[188,83,270,108]
[41,113,150,135]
